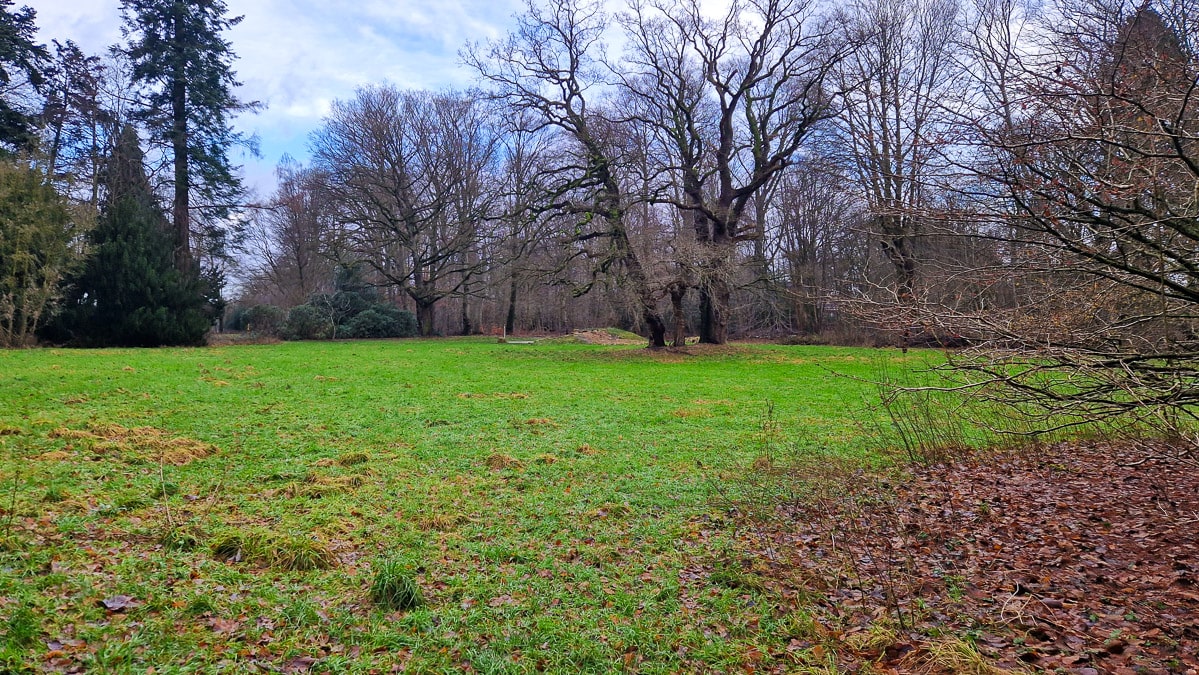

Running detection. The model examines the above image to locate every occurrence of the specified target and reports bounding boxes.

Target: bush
[342,308,398,339]
[342,306,418,339]
[282,305,332,341]
[242,305,285,336]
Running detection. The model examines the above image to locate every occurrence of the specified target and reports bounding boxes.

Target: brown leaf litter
[727,441,1199,673]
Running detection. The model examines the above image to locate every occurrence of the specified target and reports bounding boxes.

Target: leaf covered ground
[732,441,1199,674]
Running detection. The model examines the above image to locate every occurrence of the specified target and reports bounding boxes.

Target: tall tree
[831,0,963,303]
[468,0,672,347]
[46,125,213,346]
[311,87,499,336]
[0,0,47,152]
[618,0,845,343]
[120,0,255,271]
[0,160,79,347]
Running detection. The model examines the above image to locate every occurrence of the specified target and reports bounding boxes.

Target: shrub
[282,304,332,341]
[343,308,401,339]
[242,305,285,336]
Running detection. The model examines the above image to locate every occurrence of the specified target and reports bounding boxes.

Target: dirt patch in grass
[729,441,1199,673]
[48,423,218,465]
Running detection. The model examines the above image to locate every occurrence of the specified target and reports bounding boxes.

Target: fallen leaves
[736,440,1199,673]
[99,595,140,612]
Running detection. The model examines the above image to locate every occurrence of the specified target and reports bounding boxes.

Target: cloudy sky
[27,0,528,198]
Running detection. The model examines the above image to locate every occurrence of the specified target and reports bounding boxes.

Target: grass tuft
[211,529,334,570]
[5,604,39,647]
[160,524,205,551]
[48,423,217,465]
[272,535,336,571]
[484,453,523,470]
[336,451,370,466]
[370,558,424,611]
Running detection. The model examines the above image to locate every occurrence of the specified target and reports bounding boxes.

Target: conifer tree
[120,0,254,270]
[47,125,212,346]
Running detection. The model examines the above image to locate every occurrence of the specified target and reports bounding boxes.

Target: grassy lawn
[0,339,922,673]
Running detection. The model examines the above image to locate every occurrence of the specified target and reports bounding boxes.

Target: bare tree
[311,87,500,336]
[241,159,336,306]
[830,0,965,304]
[616,0,845,343]
[913,0,1199,440]
[467,0,670,347]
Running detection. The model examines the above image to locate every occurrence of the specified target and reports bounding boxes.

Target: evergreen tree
[0,160,78,347]
[46,125,212,346]
[120,0,255,270]
[0,0,48,152]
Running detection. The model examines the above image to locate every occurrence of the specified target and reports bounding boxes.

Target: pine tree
[0,0,48,152]
[120,0,255,270]
[46,125,213,346]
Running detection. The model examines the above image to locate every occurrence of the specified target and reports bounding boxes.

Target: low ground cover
[0,339,910,673]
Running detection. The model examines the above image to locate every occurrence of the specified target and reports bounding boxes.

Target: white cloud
[26,0,525,195]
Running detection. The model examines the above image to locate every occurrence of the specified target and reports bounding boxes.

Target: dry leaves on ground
[738,441,1199,673]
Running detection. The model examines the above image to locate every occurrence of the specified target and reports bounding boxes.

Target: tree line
[2,0,1198,433]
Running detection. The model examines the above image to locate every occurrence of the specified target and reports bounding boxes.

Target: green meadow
[0,339,922,673]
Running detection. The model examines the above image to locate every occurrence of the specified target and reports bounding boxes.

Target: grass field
[0,338,924,673]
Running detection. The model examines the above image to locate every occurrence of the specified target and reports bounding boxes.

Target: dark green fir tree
[45,125,214,346]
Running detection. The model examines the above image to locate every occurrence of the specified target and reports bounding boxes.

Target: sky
[26,0,528,199]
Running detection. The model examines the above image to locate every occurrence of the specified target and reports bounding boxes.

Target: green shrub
[282,304,332,341]
[242,304,285,336]
[343,308,397,339]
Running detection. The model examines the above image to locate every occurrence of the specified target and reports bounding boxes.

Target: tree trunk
[643,308,667,349]
[460,294,474,335]
[170,9,192,272]
[698,281,730,344]
[505,276,518,335]
[417,302,436,337]
[669,284,687,347]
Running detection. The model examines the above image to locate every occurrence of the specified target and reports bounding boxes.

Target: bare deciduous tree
[311,86,500,336]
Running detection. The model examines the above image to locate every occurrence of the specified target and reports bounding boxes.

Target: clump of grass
[161,524,205,551]
[671,407,711,419]
[211,529,334,570]
[709,556,766,592]
[585,502,632,519]
[337,451,370,466]
[917,637,1007,674]
[5,604,39,646]
[272,535,336,571]
[211,531,263,563]
[42,485,70,503]
[48,423,217,465]
[34,450,72,461]
[370,558,423,611]
[418,513,466,531]
[484,453,523,470]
